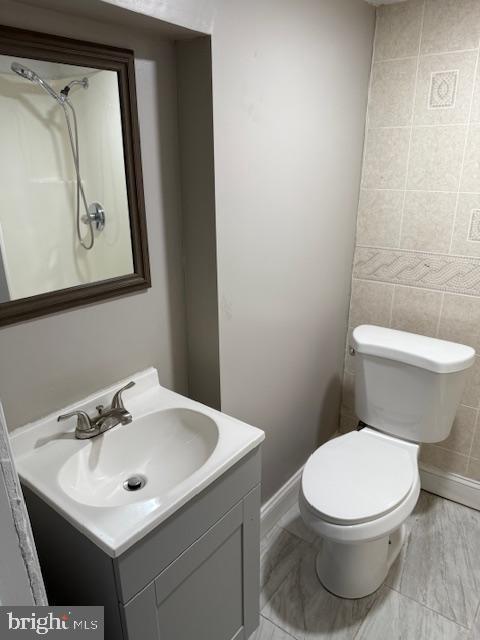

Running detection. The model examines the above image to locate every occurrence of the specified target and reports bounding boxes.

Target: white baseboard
[260,466,303,538]
[419,464,480,511]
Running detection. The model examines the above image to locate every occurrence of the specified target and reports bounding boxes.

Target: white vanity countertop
[10,368,265,557]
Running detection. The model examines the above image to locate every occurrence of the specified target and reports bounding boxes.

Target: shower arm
[60,78,89,99]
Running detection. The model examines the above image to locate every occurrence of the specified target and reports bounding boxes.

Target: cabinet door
[122,492,260,640]
[156,510,243,640]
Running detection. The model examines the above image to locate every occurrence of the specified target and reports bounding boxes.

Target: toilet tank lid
[352,325,475,373]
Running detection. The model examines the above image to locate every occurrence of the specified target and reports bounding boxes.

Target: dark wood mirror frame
[0,25,151,326]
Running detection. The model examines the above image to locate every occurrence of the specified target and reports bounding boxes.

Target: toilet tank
[352,325,475,443]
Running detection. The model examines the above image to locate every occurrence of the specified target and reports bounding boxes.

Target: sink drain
[123,475,146,492]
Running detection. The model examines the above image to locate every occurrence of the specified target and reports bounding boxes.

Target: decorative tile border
[429,70,458,109]
[354,246,480,295]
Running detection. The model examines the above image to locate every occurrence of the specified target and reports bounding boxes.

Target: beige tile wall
[343,0,480,482]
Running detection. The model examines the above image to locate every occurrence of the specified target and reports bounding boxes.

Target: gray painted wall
[176,37,221,410]
[0,0,374,503]
[210,0,375,498]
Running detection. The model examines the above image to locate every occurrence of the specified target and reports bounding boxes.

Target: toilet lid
[301,431,415,525]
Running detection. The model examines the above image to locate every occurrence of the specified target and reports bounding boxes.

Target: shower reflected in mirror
[11,60,100,251]
[0,26,150,325]
[0,55,134,303]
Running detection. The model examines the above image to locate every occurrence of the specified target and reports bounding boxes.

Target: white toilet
[300,324,475,599]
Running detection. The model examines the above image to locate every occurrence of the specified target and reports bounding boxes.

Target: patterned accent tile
[354,247,480,296]
[469,209,480,242]
[415,52,476,125]
[451,195,480,257]
[429,70,458,109]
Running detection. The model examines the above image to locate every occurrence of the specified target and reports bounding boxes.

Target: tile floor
[252,491,480,639]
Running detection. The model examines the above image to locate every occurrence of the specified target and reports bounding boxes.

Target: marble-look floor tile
[468,603,480,639]
[356,586,468,640]
[260,525,303,608]
[386,491,480,627]
[386,490,427,589]
[277,503,317,545]
[249,616,297,640]
[262,544,377,639]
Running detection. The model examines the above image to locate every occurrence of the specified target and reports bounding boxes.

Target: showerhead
[11,62,39,82]
[11,61,63,103]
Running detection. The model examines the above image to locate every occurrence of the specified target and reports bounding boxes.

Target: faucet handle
[111,381,136,410]
[57,410,93,432]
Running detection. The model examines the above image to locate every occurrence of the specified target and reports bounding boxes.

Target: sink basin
[10,368,264,556]
[58,409,219,507]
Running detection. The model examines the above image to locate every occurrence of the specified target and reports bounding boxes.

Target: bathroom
[0,0,479,638]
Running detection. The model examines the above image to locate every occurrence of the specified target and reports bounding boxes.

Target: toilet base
[315,525,406,599]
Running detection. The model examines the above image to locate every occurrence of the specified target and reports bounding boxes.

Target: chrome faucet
[58,381,136,440]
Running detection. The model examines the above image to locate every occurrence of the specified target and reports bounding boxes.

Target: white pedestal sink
[11,368,264,556]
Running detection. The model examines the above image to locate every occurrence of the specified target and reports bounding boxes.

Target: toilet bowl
[300,325,474,599]
[300,427,420,598]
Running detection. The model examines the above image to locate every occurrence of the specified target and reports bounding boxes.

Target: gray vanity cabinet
[23,448,261,640]
[123,495,257,640]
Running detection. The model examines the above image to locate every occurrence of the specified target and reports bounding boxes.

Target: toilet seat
[301,430,416,526]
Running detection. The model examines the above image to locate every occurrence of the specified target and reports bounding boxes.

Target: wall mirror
[0,26,150,326]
